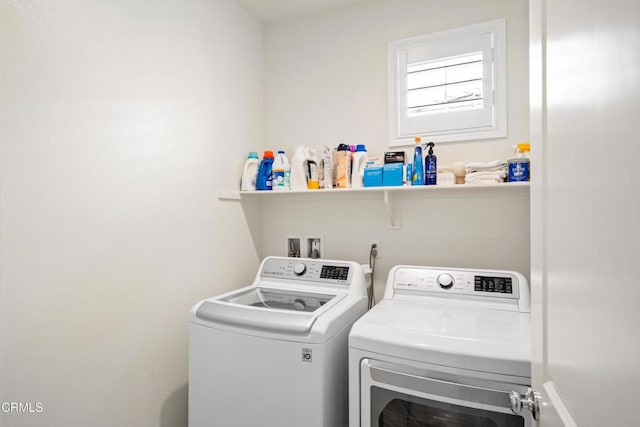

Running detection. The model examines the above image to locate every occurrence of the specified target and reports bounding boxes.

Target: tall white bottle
[320,145,333,189]
[240,152,260,191]
[272,150,291,191]
[351,144,368,188]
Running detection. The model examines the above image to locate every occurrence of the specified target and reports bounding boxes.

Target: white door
[529,0,640,425]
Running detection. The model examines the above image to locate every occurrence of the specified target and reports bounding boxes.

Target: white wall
[261,191,530,294]
[261,0,530,296]
[263,0,530,164]
[0,0,262,426]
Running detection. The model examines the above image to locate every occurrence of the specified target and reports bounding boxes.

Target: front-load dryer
[189,256,367,427]
[349,265,532,427]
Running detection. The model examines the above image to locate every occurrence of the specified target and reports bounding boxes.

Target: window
[389,19,507,146]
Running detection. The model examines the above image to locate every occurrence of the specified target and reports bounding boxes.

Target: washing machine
[349,265,533,426]
[189,256,368,427]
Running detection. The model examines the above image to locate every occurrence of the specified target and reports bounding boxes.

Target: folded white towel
[465,170,506,184]
[468,167,505,175]
[465,160,502,172]
[466,170,506,179]
[465,178,504,184]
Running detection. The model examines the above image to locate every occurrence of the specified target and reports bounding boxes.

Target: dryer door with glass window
[360,359,531,427]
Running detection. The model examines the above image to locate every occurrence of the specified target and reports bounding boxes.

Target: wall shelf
[218,182,530,229]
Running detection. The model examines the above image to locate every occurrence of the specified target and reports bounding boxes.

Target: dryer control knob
[293,263,307,276]
[437,273,455,289]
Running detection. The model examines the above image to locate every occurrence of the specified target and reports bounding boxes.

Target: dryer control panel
[260,257,354,286]
[392,267,522,300]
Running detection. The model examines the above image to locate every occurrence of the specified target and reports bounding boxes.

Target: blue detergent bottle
[256,150,275,190]
[412,137,424,185]
[425,142,437,185]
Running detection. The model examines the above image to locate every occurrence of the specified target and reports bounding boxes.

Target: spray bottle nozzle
[426,142,435,155]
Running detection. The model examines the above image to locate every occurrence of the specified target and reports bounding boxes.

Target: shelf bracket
[383,190,400,230]
[218,191,242,200]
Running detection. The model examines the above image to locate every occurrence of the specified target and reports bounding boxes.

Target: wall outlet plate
[305,236,324,259]
[286,236,303,258]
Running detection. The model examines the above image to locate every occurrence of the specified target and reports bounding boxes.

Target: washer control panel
[393,267,520,299]
[261,258,352,285]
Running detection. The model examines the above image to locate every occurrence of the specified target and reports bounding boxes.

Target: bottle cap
[248,152,259,159]
[349,145,356,152]
[263,151,274,158]
[415,136,422,144]
[337,144,349,151]
[356,144,367,152]
[517,143,530,152]
[277,150,285,154]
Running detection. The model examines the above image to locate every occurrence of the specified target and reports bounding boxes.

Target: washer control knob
[293,263,307,276]
[437,273,455,289]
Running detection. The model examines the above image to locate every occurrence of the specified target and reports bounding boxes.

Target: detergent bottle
[412,137,424,185]
[349,145,356,182]
[290,146,312,191]
[320,145,333,189]
[256,151,274,191]
[335,144,351,188]
[240,151,259,191]
[272,150,291,191]
[351,144,368,188]
[307,148,320,190]
[508,143,530,182]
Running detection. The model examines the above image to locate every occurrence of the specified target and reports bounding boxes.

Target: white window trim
[388,19,507,146]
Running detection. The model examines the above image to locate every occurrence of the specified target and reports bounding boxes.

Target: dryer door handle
[509,389,540,420]
[367,361,524,411]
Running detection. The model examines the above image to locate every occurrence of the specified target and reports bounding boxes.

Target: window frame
[388,19,507,146]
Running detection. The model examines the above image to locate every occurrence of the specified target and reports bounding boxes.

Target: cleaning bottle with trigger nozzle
[412,137,424,185]
[425,142,437,185]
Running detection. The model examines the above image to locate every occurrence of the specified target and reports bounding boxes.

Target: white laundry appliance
[349,265,533,426]
[189,256,368,427]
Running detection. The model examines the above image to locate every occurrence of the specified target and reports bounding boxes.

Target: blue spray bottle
[412,137,424,185]
[425,142,437,185]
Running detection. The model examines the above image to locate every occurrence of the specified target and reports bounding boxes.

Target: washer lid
[220,287,335,312]
[195,287,342,335]
[349,299,531,378]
